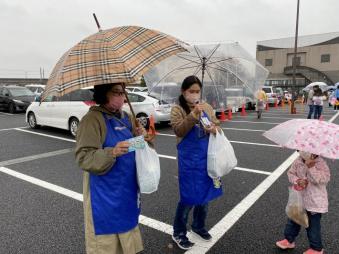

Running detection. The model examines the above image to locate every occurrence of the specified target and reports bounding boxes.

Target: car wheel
[69,117,79,137]
[28,112,40,129]
[8,103,16,114]
[137,113,150,129]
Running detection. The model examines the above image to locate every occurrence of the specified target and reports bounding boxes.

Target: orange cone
[241,104,247,116]
[227,107,233,120]
[274,100,278,108]
[148,114,159,135]
[219,107,227,122]
[281,99,285,107]
[265,102,269,111]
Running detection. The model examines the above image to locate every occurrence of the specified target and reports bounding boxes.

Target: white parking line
[0,166,174,236]
[222,127,265,132]
[226,120,279,125]
[0,126,28,132]
[16,129,279,148]
[0,112,15,116]
[185,108,339,254]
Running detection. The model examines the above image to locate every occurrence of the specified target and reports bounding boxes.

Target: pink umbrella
[263,119,339,160]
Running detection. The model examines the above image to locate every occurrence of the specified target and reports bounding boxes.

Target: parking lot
[0,105,338,254]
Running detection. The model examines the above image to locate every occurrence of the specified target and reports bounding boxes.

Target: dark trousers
[284,212,323,251]
[307,105,314,119]
[314,105,323,119]
[173,202,208,236]
[334,97,339,110]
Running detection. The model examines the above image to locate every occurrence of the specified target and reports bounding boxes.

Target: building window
[265,59,273,66]
[321,54,330,63]
[293,57,301,66]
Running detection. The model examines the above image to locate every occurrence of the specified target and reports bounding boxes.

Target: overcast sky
[1,0,338,78]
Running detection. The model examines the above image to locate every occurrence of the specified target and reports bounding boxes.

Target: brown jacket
[75,106,144,254]
[170,102,220,144]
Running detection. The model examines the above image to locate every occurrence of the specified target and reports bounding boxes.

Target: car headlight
[13,99,24,104]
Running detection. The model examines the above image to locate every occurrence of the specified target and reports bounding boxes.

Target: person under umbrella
[170,75,223,250]
[312,87,325,120]
[75,83,149,254]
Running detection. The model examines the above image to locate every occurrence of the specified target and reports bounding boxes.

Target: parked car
[25,84,45,96]
[125,86,148,93]
[26,88,95,136]
[124,92,172,128]
[262,86,279,105]
[26,88,172,136]
[0,85,36,113]
[275,87,284,104]
[224,87,255,111]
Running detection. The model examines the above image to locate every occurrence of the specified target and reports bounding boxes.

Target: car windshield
[9,87,34,96]
[263,88,271,93]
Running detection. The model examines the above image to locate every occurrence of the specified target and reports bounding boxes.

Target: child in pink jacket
[276,151,330,254]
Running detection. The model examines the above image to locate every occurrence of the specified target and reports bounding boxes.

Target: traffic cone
[227,107,232,120]
[241,104,247,116]
[265,103,269,111]
[281,99,285,107]
[148,114,159,135]
[319,115,324,121]
[219,107,227,122]
[274,100,278,108]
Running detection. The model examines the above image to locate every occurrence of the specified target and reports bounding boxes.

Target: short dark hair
[179,75,202,114]
[93,83,124,105]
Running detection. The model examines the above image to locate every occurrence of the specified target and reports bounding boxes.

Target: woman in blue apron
[75,83,147,254]
[170,76,223,250]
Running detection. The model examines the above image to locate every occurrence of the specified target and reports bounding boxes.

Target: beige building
[256,32,339,89]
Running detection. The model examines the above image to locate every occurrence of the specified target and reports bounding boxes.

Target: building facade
[256,32,339,90]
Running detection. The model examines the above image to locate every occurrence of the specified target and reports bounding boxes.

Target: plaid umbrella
[44,26,187,99]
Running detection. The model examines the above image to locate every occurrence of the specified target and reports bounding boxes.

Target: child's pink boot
[303,249,324,254]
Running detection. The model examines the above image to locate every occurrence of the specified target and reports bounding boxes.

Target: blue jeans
[307,105,314,119]
[173,202,208,236]
[284,212,323,251]
[314,105,323,119]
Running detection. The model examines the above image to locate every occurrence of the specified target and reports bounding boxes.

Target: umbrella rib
[205,44,221,63]
[205,66,221,103]
[208,57,233,65]
[148,63,201,94]
[193,65,203,76]
[193,45,203,62]
[176,54,202,65]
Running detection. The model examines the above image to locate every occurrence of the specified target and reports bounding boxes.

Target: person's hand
[112,141,130,157]
[296,179,308,189]
[193,103,204,115]
[135,126,146,136]
[204,123,217,135]
[305,159,316,168]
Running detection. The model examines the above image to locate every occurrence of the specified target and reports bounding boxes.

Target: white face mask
[184,93,200,104]
[299,151,312,160]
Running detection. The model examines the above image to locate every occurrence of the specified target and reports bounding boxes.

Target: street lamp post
[290,0,300,114]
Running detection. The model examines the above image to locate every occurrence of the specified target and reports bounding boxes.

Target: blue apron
[89,113,140,235]
[177,112,223,205]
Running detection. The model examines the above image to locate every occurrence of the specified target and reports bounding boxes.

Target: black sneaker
[172,234,194,250]
[191,229,212,242]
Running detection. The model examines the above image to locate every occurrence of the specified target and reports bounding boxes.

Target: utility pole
[290,0,300,114]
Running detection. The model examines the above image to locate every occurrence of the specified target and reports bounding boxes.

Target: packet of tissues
[127,135,145,152]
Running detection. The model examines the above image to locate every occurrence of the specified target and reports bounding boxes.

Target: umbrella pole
[92,13,102,32]
[124,88,155,142]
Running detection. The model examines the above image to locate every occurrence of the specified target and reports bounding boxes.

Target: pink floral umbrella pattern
[263,119,339,160]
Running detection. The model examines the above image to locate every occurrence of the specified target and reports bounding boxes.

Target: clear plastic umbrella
[144,42,269,110]
[303,82,328,92]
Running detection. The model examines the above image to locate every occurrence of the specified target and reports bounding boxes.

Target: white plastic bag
[285,187,309,228]
[207,130,237,178]
[135,142,161,194]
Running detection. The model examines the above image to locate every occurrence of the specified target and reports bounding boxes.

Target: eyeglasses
[110,91,125,97]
